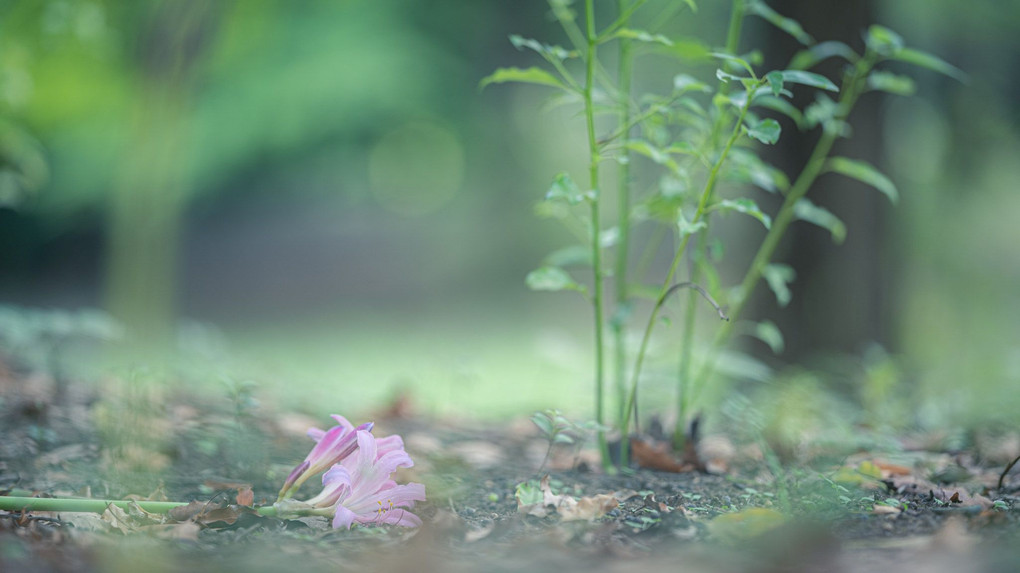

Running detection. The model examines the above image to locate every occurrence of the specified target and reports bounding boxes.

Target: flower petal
[332,505,357,530]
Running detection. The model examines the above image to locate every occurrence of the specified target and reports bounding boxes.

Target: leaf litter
[1,371,1020,572]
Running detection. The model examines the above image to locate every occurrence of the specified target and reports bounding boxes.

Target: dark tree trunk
[750,0,896,362]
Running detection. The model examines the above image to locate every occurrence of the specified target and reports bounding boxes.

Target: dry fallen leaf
[236,486,254,507]
[630,438,695,473]
[871,504,901,515]
[518,475,618,521]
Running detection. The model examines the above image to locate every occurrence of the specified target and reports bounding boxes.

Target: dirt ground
[1,370,1019,573]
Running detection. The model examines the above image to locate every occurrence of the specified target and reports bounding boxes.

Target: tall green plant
[483,0,962,468]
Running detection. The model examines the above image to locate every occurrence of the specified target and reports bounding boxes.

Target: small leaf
[892,47,967,83]
[744,118,781,145]
[677,210,708,238]
[625,140,684,175]
[779,70,838,92]
[712,53,756,77]
[865,25,904,57]
[544,245,592,267]
[531,412,554,436]
[526,267,585,293]
[716,69,746,84]
[545,172,590,204]
[509,35,573,61]
[826,157,899,204]
[765,71,784,96]
[746,1,814,46]
[867,70,916,96]
[716,198,772,229]
[788,41,858,70]
[794,198,846,243]
[763,264,795,307]
[653,37,713,61]
[673,74,711,94]
[752,320,784,354]
[613,28,673,47]
[752,95,803,129]
[480,67,568,91]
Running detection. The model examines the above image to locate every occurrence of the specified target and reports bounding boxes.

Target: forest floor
[1,367,1019,573]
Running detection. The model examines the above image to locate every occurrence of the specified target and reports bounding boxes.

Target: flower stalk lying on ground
[0,414,425,531]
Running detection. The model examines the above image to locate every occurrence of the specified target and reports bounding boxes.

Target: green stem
[619,93,754,465]
[583,0,611,471]
[613,0,634,424]
[674,0,747,450]
[0,494,279,517]
[690,58,874,403]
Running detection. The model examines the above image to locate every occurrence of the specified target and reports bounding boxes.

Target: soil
[1,371,1019,573]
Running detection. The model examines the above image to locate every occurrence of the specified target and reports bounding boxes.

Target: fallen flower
[278,415,373,501]
[305,430,426,529]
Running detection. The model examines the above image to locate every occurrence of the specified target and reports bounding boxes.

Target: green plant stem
[613,0,634,423]
[619,94,753,466]
[583,0,611,471]
[0,494,279,517]
[674,0,747,450]
[690,59,873,404]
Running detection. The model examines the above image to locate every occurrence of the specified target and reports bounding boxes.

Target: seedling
[484,0,962,469]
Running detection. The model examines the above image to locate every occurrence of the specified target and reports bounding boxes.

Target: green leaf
[545,172,591,204]
[509,35,573,61]
[716,69,746,84]
[763,264,795,307]
[673,74,711,94]
[625,140,684,175]
[765,71,784,96]
[794,198,846,243]
[613,28,674,47]
[752,320,785,354]
[531,412,554,436]
[779,70,838,92]
[712,53,756,77]
[726,149,790,194]
[867,71,916,96]
[716,198,772,229]
[744,118,781,145]
[865,25,904,57]
[677,210,708,238]
[892,47,967,83]
[653,37,713,61]
[746,1,814,46]
[526,266,585,293]
[752,95,803,129]
[826,157,899,204]
[544,245,592,267]
[788,41,859,70]
[480,67,568,91]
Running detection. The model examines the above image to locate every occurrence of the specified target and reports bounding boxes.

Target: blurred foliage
[0,0,1016,429]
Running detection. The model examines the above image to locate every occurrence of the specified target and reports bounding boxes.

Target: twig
[660,282,729,321]
[998,453,1020,491]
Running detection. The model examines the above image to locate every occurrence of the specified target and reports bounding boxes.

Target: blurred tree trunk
[747,0,895,363]
[104,1,219,359]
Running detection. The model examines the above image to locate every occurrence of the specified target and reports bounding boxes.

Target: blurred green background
[0,0,1017,429]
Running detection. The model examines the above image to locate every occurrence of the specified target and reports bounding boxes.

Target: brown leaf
[168,500,225,522]
[630,438,695,473]
[235,487,254,507]
[559,494,617,522]
[872,460,913,477]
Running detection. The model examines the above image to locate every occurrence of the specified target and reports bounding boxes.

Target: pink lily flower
[306,430,426,529]
[277,415,373,500]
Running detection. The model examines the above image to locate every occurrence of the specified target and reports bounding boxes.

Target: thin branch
[999,454,1020,491]
[660,282,729,321]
